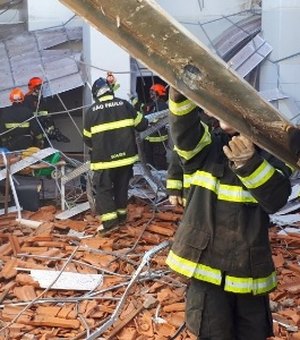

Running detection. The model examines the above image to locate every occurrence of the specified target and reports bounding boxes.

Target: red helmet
[28,77,43,91]
[9,88,25,103]
[150,83,166,97]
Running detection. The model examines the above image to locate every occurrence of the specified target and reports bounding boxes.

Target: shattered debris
[0,201,299,339]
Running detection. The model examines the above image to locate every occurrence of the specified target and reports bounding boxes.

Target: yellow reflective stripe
[145,135,168,142]
[99,95,114,102]
[91,118,134,134]
[83,129,91,138]
[134,112,143,126]
[169,98,197,116]
[191,170,257,203]
[218,184,257,203]
[167,250,276,294]
[91,154,139,170]
[183,174,192,188]
[166,179,183,190]
[36,134,43,140]
[5,122,30,128]
[225,272,277,295]
[37,110,48,116]
[166,250,198,278]
[166,250,222,285]
[101,211,118,222]
[117,209,127,215]
[192,170,217,192]
[131,97,138,106]
[194,263,222,285]
[174,123,212,160]
[238,160,275,189]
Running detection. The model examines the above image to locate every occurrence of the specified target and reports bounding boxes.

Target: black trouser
[143,140,167,170]
[93,165,133,228]
[186,279,274,340]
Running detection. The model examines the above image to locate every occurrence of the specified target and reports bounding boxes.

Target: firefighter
[166,87,292,339]
[83,77,148,233]
[143,83,169,170]
[24,77,69,143]
[0,88,44,151]
[167,112,218,207]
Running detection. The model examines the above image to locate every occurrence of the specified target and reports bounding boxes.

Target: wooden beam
[59,0,299,168]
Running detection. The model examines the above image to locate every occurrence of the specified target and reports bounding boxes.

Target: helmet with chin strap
[9,88,25,103]
[150,83,166,97]
[28,77,43,91]
[92,77,113,100]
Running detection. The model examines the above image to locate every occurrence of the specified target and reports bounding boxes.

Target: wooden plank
[59,0,300,168]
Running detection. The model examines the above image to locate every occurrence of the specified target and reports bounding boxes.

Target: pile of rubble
[0,201,299,339]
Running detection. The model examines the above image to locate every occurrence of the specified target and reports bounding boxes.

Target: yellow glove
[223,135,255,168]
[169,195,183,206]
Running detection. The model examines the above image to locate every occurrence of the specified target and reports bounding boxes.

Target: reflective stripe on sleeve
[5,122,30,128]
[191,170,257,203]
[238,160,275,189]
[134,112,144,126]
[145,135,168,142]
[166,179,183,190]
[174,123,212,160]
[169,98,197,116]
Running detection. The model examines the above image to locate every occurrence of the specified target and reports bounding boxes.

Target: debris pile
[0,202,299,339]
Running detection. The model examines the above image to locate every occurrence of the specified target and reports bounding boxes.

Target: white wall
[27,0,75,31]
[157,0,253,20]
[83,25,131,100]
[261,0,300,121]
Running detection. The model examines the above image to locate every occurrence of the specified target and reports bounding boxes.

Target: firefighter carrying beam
[166,87,293,339]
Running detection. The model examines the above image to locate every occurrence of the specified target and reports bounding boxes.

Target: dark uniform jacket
[166,92,292,295]
[24,93,48,114]
[144,99,168,143]
[167,150,184,197]
[0,103,43,151]
[83,95,148,170]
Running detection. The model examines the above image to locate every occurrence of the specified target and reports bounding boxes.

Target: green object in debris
[34,152,61,177]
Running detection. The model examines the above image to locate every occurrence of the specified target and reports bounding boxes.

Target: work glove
[223,135,255,169]
[169,195,183,206]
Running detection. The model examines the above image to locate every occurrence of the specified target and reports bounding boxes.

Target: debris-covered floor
[0,200,300,339]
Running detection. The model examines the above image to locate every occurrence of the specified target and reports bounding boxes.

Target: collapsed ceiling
[0,24,84,107]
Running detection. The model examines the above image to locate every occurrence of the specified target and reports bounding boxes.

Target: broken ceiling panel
[0,25,83,107]
[42,73,84,98]
[213,15,261,60]
[35,26,82,50]
[229,35,272,78]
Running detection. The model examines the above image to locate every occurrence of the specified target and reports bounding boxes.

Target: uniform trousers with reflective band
[93,165,133,229]
[143,140,167,170]
[186,279,273,340]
